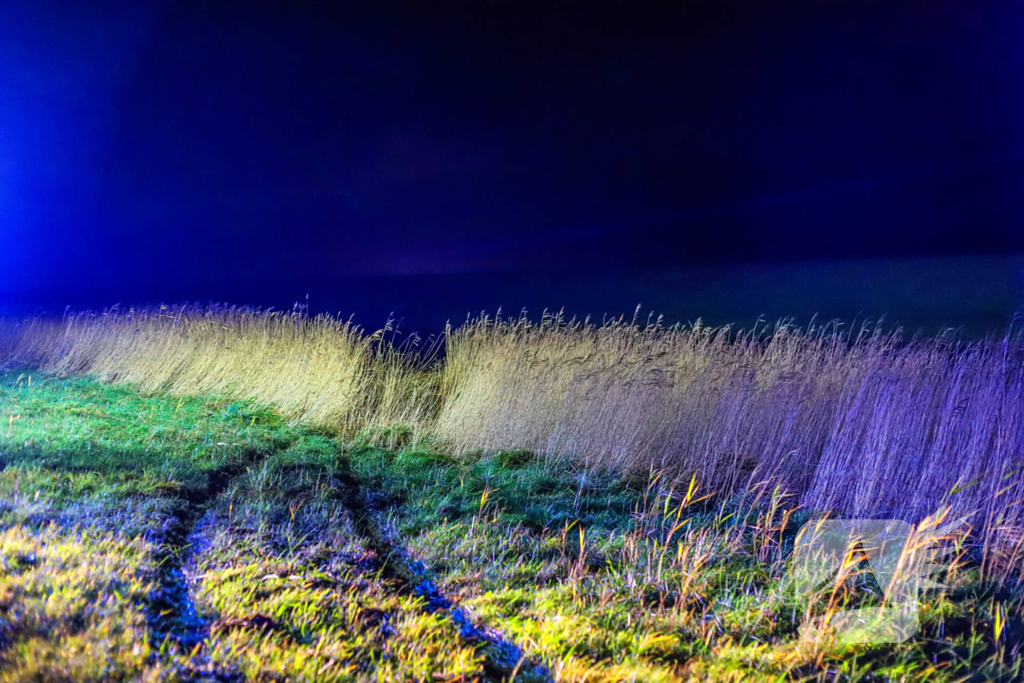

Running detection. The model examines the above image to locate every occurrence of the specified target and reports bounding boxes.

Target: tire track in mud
[148,450,551,682]
[147,457,257,682]
[334,467,555,683]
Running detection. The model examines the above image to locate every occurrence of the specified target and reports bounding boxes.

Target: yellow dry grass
[0,305,430,440]
[436,311,1024,535]
[3,304,1023,537]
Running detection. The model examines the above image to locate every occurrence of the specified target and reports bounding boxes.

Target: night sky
[3,1,1024,331]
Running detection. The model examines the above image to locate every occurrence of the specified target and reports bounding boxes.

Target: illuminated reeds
[3,305,1022,539]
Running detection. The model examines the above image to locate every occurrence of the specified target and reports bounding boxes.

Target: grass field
[0,373,1020,681]
[1,306,1023,681]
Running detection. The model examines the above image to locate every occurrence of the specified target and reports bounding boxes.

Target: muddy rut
[146,458,258,682]
[145,453,551,683]
[336,466,554,683]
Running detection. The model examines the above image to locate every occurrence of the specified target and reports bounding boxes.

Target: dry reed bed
[0,305,429,438]
[2,305,1022,538]
[438,313,1024,538]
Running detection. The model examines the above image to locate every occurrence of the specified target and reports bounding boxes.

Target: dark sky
[2,0,1024,295]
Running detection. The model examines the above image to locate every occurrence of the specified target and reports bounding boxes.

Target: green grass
[347,446,1024,682]
[0,372,479,682]
[1,370,1022,682]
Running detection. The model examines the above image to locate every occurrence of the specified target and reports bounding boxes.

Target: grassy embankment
[1,305,1023,681]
